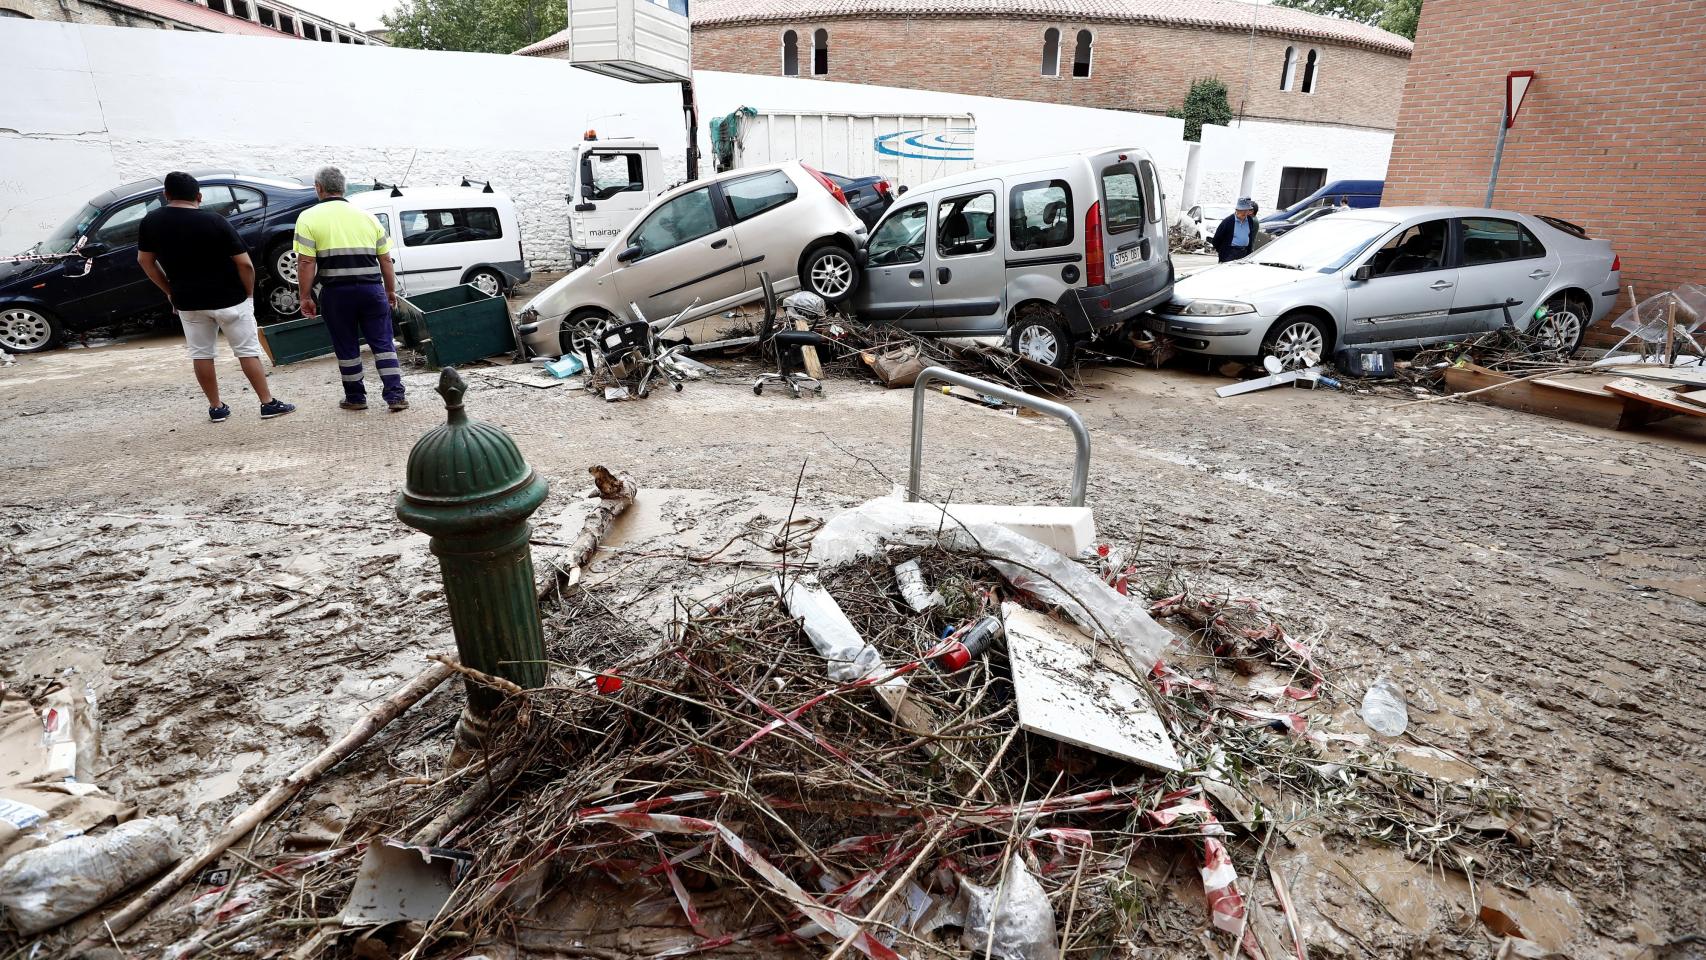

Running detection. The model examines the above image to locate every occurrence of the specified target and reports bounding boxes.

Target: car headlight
[1178,299,1256,317]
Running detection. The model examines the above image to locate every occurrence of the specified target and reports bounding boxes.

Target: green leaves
[1166,78,1234,143]
[1270,0,1422,40]
[380,0,567,54]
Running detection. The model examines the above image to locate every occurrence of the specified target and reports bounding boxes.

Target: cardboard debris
[340,839,474,925]
[1001,603,1181,773]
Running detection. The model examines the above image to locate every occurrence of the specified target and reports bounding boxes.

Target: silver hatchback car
[1151,207,1620,366]
[517,161,866,354]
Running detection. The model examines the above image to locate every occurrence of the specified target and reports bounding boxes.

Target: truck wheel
[267,239,298,286]
[0,304,62,353]
[1006,306,1073,368]
[802,244,858,303]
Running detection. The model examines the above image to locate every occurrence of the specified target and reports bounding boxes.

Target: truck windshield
[39,203,102,255]
[1250,217,1395,273]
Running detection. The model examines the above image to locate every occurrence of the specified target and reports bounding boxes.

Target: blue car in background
[0,171,321,353]
[1262,178,1384,235]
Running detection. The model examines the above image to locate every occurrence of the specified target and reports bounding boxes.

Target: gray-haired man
[292,166,407,411]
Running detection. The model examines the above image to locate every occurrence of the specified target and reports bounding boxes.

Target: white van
[351,186,531,299]
[854,147,1173,367]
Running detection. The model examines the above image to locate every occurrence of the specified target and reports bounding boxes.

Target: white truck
[564,109,977,267]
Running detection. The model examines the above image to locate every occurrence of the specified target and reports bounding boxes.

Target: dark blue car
[0,171,321,353]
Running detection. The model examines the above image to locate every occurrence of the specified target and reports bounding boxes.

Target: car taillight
[802,163,850,208]
[1085,200,1105,287]
[1611,254,1620,271]
[875,179,891,197]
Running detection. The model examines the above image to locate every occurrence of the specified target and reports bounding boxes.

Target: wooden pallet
[1441,364,1670,431]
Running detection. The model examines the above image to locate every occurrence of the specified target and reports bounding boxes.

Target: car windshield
[39,203,103,255]
[1249,216,1397,272]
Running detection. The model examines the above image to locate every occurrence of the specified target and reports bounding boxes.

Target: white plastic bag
[0,816,181,934]
[809,497,1172,669]
[958,853,1059,960]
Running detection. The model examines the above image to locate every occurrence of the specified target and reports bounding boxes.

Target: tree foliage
[1167,78,1234,143]
[382,0,566,54]
[1270,0,1422,40]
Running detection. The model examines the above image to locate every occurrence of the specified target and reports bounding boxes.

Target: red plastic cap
[933,641,971,672]
[592,674,622,694]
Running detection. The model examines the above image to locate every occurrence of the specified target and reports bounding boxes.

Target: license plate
[1112,247,1142,269]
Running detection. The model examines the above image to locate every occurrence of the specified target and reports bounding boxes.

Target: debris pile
[78,489,1550,960]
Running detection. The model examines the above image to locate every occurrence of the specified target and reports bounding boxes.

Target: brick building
[1,0,384,44]
[520,0,1411,132]
[1383,0,1702,345]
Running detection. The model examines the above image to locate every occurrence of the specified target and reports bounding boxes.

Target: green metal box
[396,285,517,369]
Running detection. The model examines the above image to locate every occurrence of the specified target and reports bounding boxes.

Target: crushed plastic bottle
[1359,677,1409,737]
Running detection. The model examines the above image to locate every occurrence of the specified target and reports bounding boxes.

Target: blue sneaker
[260,398,296,420]
[209,404,231,423]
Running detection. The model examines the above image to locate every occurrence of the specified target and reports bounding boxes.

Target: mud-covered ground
[1,314,1703,958]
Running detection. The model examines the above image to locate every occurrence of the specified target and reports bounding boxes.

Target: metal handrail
[908,366,1091,507]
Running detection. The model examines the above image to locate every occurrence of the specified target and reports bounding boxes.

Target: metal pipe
[1484,107,1509,207]
[908,366,1091,507]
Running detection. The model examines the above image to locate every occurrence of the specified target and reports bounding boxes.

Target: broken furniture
[1440,362,1690,431]
[753,328,827,397]
[394,283,520,369]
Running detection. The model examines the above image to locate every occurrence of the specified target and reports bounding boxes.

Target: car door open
[1343,218,1457,347]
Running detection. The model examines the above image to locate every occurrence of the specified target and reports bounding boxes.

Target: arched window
[782,29,799,76]
[1041,27,1060,77]
[1280,46,1297,90]
[1300,49,1318,93]
[1071,29,1093,77]
[812,28,829,75]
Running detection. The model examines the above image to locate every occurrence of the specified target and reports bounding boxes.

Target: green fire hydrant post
[397,367,549,754]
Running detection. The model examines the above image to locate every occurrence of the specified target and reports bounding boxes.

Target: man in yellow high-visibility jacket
[294,166,407,412]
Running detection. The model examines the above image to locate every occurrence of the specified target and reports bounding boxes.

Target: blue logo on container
[874,129,976,161]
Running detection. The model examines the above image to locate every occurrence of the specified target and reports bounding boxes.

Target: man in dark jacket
[1211,197,1262,263]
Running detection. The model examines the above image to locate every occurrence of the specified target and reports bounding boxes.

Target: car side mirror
[1352,264,1373,282]
[896,185,909,196]
[80,241,110,259]
[615,244,643,264]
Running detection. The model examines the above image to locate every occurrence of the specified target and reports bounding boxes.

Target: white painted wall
[0,19,1389,269]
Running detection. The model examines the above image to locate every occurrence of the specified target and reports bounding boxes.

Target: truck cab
[567,135,666,267]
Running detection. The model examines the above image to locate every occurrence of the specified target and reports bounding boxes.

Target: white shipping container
[728,110,978,192]
[566,0,691,83]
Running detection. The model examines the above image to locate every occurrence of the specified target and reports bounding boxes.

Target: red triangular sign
[1506,71,1536,128]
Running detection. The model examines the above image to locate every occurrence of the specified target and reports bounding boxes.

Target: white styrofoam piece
[882,491,1095,556]
[1002,603,1181,773]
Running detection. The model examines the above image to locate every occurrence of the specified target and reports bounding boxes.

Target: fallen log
[70,658,456,955]
[560,465,639,588]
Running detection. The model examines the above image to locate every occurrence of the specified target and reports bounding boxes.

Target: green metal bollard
[397,367,549,754]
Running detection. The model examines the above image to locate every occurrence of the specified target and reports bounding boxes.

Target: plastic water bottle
[1360,678,1409,737]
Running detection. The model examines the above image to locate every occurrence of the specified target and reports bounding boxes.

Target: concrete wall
[1383,0,1701,346]
[0,18,1392,268]
[694,17,1411,130]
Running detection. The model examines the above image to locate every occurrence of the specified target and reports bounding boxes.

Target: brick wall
[694,17,1409,130]
[1383,0,1704,347]
[4,0,177,28]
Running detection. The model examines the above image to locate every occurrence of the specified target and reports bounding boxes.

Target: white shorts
[180,300,262,360]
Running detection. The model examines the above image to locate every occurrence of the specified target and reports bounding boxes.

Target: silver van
[854,147,1173,367]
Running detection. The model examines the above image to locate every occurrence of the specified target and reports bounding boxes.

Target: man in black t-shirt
[137,172,294,423]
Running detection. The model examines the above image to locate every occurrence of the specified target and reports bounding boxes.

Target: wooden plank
[793,317,824,380]
[1530,377,1617,398]
[1442,363,1653,431]
[1001,603,1181,773]
[1679,389,1706,409]
[1604,377,1706,419]
[1603,365,1706,388]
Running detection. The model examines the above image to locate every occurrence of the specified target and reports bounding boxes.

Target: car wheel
[802,245,858,303]
[0,305,63,353]
[262,280,302,322]
[1006,306,1073,368]
[1533,294,1586,357]
[466,268,505,298]
[268,240,298,286]
[1261,314,1329,370]
[558,308,613,355]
